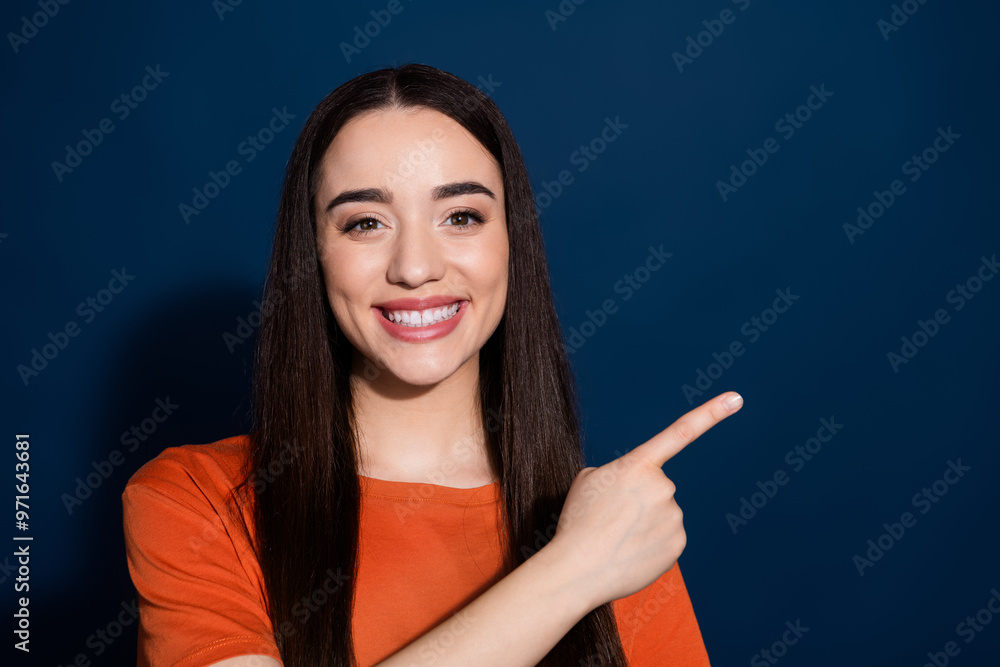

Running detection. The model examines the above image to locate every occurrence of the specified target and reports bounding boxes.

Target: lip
[374,295,466,310]
[373,300,468,343]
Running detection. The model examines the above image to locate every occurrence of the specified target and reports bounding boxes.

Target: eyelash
[339,208,485,236]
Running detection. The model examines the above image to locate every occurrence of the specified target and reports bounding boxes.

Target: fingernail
[723,393,743,411]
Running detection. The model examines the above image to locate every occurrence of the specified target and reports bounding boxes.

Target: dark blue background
[3,1,998,665]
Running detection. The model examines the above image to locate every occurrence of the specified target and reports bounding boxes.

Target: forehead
[316,107,502,195]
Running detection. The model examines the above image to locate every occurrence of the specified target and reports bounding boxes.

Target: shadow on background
[42,284,259,666]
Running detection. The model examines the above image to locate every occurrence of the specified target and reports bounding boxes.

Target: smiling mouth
[379,301,463,327]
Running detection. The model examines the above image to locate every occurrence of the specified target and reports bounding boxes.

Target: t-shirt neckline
[357,473,500,503]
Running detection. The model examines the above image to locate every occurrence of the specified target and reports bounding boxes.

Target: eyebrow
[323,181,496,214]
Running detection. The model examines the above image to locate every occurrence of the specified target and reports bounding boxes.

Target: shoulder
[124,434,252,497]
[122,433,255,527]
[121,434,283,666]
[121,433,260,579]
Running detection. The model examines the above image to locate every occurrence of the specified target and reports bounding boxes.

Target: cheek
[490,231,511,287]
[469,235,509,303]
[477,221,508,263]
[318,247,365,322]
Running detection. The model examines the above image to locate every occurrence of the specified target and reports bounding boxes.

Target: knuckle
[672,418,696,444]
[707,404,726,423]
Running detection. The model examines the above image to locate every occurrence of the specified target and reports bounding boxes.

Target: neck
[348,352,498,488]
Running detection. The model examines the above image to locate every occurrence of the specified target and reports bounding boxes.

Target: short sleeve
[122,450,284,667]
[614,562,712,666]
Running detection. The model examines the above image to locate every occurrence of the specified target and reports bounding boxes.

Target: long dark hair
[235,63,627,667]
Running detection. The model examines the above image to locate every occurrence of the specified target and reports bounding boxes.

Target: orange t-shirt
[122,434,711,666]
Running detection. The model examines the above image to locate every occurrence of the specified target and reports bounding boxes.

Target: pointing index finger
[629,392,743,468]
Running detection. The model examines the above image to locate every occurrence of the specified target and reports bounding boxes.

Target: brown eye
[445,210,484,228]
[341,216,386,235]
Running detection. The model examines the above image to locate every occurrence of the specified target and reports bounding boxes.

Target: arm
[374,539,596,667]
[375,392,741,667]
[213,392,740,667]
[203,541,594,667]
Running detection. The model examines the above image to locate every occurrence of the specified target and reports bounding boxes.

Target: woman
[122,63,742,666]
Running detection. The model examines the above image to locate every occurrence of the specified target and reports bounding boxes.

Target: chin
[387,366,456,387]
[360,353,458,387]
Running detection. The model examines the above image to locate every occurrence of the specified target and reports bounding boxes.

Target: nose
[385,213,446,288]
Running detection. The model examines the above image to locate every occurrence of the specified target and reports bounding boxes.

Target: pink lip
[374,300,468,343]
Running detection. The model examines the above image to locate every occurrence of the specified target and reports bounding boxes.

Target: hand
[547,391,744,610]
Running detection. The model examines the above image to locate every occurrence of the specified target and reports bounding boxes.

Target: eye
[340,215,386,235]
[444,208,485,228]
[339,209,485,236]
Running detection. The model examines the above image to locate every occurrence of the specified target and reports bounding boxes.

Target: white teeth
[383,302,460,327]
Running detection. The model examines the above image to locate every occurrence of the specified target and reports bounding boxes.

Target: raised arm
[209,391,741,667]
[373,391,743,667]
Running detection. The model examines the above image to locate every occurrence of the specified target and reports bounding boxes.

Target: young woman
[122,63,742,667]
